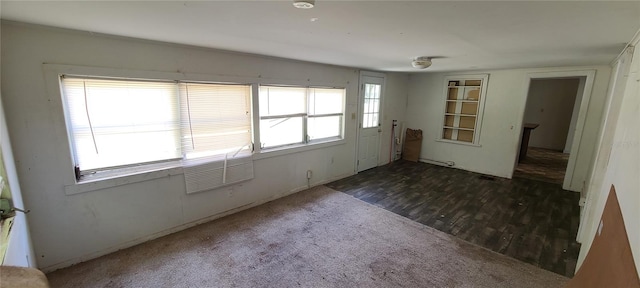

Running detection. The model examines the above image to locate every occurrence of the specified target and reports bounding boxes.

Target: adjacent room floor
[327,160,581,277]
[514,147,570,185]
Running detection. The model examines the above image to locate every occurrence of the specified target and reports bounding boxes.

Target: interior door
[357,75,384,172]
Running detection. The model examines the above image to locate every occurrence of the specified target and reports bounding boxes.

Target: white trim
[577,46,635,242]
[253,138,346,160]
[438,74,489,145]
[513,69,596,192]
[256,85,346,150]
[250,83,261,154]
[65,166,183,195]
[359,71,386,78]
[435,139,482,147]
[356,71,386,172]
[63,135,345,195]
[43,64,352,194]
[610,28,640,66]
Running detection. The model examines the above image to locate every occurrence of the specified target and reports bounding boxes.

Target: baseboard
[418,158,510,179]
[40,171,354,273]
[418,158,454,167]
[288,172,354,194]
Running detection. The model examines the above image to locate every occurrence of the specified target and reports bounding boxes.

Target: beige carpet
[47,186,568,287]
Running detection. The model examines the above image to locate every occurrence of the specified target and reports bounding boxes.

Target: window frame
[43,64,349,194]
[58,73,255,181]
[437,74,489,146]
[257,85,346,151]
[178,81,254,161]
[60,75,184,175]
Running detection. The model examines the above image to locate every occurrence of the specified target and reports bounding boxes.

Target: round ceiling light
[412,57,432,69]
[293,0,315,9]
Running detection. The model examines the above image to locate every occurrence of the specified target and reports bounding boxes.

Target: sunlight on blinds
[180,83,252,159]
[62,77,180,171]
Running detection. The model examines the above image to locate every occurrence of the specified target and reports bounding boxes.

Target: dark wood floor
[327,160,581,277]
[514,147,569,185]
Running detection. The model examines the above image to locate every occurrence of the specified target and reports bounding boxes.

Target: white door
[357,75,384,172]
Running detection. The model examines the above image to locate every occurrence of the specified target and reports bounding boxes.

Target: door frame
[577,47,634,242]
[512,69,596,192]
[355,71,386,173]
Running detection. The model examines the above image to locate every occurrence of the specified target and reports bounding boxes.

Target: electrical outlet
[306,170,312,179]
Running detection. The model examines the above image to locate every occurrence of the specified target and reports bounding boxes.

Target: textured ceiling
[1,1,639,72]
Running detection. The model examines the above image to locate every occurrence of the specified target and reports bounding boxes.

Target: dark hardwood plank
[327,160,581,277]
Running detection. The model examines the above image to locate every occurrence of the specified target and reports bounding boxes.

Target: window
[179,83,252,159]
[259,86,345,149]
[62,77,181,172]
[440,75,489,145]
[362,83,381,128]
[61,76,252,177]
[308,88,345,140]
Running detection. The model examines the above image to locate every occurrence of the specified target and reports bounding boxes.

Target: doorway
[356,72,385,172]
[515,78,581,184]
[513,70,595,191]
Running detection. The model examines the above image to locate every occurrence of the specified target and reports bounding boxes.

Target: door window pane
[362,83,381,128]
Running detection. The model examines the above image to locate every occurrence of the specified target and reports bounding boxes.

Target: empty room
[0,1,639,287]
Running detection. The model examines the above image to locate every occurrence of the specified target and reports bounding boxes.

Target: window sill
[64,162,183,196]
[435,139,482,147]
[64,139,341,195]
[254,138,346,160]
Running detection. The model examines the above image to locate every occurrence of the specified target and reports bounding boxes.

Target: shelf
[445,113,476,117]
[443,76,487,145]
[443,126,475,131]
[446,99,478,103]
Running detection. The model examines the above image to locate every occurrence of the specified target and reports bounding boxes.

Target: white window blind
[180,83,252,160]
[61,77,181,171]
[62,76,255,188]
[180,83,253,194]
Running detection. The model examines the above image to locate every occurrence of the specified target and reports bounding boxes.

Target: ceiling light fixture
[412,57,432,69]
[293,0,315,9]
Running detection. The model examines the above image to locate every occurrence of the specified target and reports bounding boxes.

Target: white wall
[0,22,408,271]
[577,34,640,276]
[0,98,36,267]
[523,78,579,151]
[378,73,409,165]
[406,66,611,185]
[564,77,586,153]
